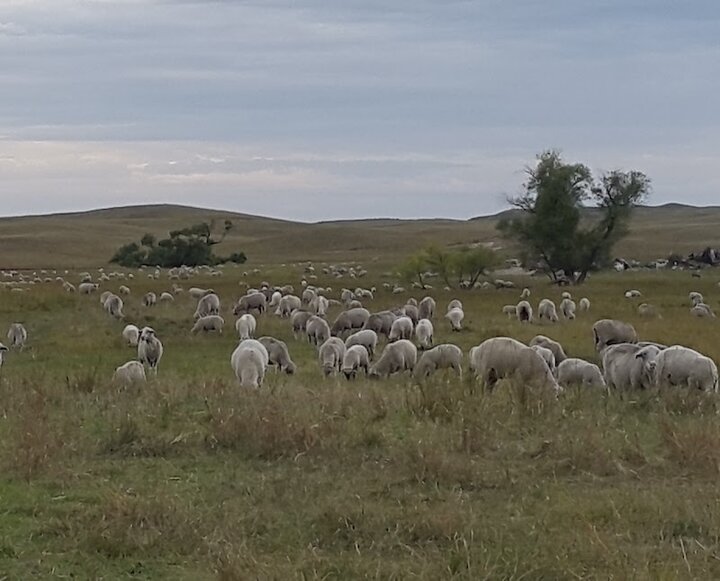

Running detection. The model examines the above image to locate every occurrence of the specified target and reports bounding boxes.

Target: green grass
[2,266,720,578]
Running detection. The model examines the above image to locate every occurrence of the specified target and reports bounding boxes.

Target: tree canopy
[399,245,498,289]
[497,150,650,284]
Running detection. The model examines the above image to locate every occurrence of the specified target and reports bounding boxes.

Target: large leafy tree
[498,150,650,284]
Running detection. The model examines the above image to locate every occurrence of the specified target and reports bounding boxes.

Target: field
[2,262,720,579]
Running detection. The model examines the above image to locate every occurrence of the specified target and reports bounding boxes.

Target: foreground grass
[2,267,720,578]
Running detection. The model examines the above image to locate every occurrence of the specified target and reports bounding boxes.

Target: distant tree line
[110,220,247,268]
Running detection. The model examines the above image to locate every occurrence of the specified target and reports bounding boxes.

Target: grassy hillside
[1,203,719,269]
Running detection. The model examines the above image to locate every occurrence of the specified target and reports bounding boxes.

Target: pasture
[2,264,720,579]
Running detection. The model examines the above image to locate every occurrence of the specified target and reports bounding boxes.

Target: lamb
[113,360,146,385]
[557,358,606,389]
[362,311,397,338]
[258,336,297,374]
[468,337,560,392]
[6,323,27,349]
[191,315,225,334]
[415,319,434,350]
[291,310,314,338]
[389,316,414,342]
[559,297,576,320]
[516,301,533,323]
[235,313,257,340]
[137,327,164,374]
[445,307,464,332]
[233,292,267,315]
[275,295,302,318]
[502,305,517,318]
[122,324,140,347]
[194,293,221,319]
[690,303,716,318]
[530,344,556,375]
[331,307,370,337]
[143,292,157,307]
[344,329,378,359]
[418,296,436,320]
[103,293,124,319]
[592,319,638,352]
[342,345,370,379]
[447,299,463,312]
[578,297,591,312]
[413,344,463,380]
[529,335,568,364]
[654,346,718,391]
[369,339,417,377]
[602,343,661,390]
[319,337,346,375]
[230,339,270,388]
[306,315,331,345]
[537,299,559,323]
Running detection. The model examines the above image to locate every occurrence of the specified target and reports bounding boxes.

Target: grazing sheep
[194,292,221,319]
[578,297,591,312]
[310,295,330,317]
[689,291,704,306]
[602,343,661,390]
[415,319,434,350]
[413,344,463,380]
[235,313,257,340]
[516,301,533,323]
[306,315,331,345]
[291,310,314,338]
[561,291,572,300]
[189,287,209,299]
[6,323,27,349]
[557,358,606,389]
[268,291,283,308]
[301,288,316,305]
[447,299,463,312]
[691,303,716,318]
[103,293,124,319]
[258,336,297,374]
[0,342,8,368]
[559,298,576,320]
[362,310,397,338]
[402,304,419,325]
[537,299,559,323]
[468,337,560,392]
[137,327,164,374]
[113,360,146,385]
[159,292,174,302]
[654,346,718,391]
[331,307,371,337]
[99,290,112,305]
[530,344,556,375]
[233,292,267,315]
[342,345,371,379]
[520,288,531,299]
[389,316,414,342]
[369,339,418,377]
[637,303,659,318]
[349,300,363,309]
[319,337,346,376]
[502,305,517,318]
[529,335,568,364]
[118,285,131,295]
[191,315,225,334]
[593,319,638,352]
[122,324,140,347]
[230,339,269,388]
[143,292,157,307]
[445,307,464,332]
[78,282,98,294]
[418,296,436,320]
[341,288,355,306]
[345,329,378,359]
[625,289,642,298]
[275,295,302,318]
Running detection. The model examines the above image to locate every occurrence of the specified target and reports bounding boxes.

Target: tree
[498,150,650,284]
[399,253,429,289]
[399,245,499,290]
[451,246,499,288]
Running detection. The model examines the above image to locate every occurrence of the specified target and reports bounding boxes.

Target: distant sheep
[690,303,716,318]
[624,289,642,299]
[143,292,157,307]
[447,299,463,312]
[275,295,302,318]
[520,288,531,299]
[160,292,174,302]
[194,293,220,319]
[445,307,464,332]
[537,299,559,323]
[6,323,27,349]
[118,285,131,295]
[516,301,533,323]
[578,297,591,312]
[78,282,98,295]
[342,345,370,379]
[235,313,257,340]
[557,358,606,389]
[413,344,463,380]
[230,339,269,388]
[103,293,124,319]
[291,310,314,338]
[638,303,659,318]
[369,339,417,378]
[502,305,517,318]
[113,360,146,385]
[689,291,704,306]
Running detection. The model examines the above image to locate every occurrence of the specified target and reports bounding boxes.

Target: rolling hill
[0,203,719,269]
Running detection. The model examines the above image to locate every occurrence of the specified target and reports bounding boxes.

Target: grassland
[3,263,720,578]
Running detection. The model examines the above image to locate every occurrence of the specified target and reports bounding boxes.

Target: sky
[1,0,719,221]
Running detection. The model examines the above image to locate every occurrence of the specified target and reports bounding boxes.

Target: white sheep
[230,339,269,388]
[194,292,220,319]
[530,344,556,376]
[578,297,591,312]
[331,307,371,337]
[275,295,302,318]
[502,305,517,318]
[468,337,560,392]
[258,336,297,374]
[369,340,418,377]
[0,342,8,368]
[689,291,704,306]
[624,289,642,299]
[402,304,419,325]
[520,288,531,299]
[592,319,638,352]
[78,282,98,294]
[268,291,283,308]
[103,293,125,319]
[118,285,131,295]
[6,323,27,349]
[235,314,257,340]
[637,303,659,318]
[537,299,559,323]
[690,303,716,318]
[189,287,209,299]
[516,301,533,323]
[306,315,331,346]
[311,295,329,317]
[529,335,568,364]
[113,360,146,385]
[557,358,606,389]
[122,324,140,347]
[319,337,346,376]
[447,299,463,312]
[291,310,314,338]
[561,291,572,300]
[418,296,436,320]
[413,344,463,380]
[342,344,370,379]
[654,346,718,391]
[445,307,464,332]
[602,343,661,390]
[361,310,396,338]
[160,292,174,302]
[559,297,576,320]
[143,292,157,307]
[233,292,267,315]
[191,315,225,334]
[344,329,378,359]
[389,316,414,342]
[138,327,164,374]
[415,319,434,350]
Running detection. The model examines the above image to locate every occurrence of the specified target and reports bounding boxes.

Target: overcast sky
[1,1,718,221]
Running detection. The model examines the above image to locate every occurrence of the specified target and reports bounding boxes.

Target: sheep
[142,292,157,307]
[6,323,27,349]
[468,337,560,392]
[331,307,371,337]
[310,295,330,317]
[637,303,659,318]
[578,297,591,312]
[103,293,124,319]
[191,315,225,334]
[258,336,297,374]
[561,291,572,300]
[113,360,146,385]
[349,299,363,309]
[78,282,98,294]
[389,316,414,342]
[0,342,8,368]
[445,307,464,332]
[369,339,417,377]
[413,344,463,380]
[99,290,112,305]
[306,315,331,345]
[537,299,559,323]
[593,319,638,352]
[624,289,642,298]
[230,339,269,388]
[342,345,370,379]
[118,285,131,295]
[689,291,704,306]
[559,298,576,320]
[654,346,718,391]
[602,343,661,390]
[275,295,302,318]
[557,358,606,389]
[189,287,209,299]
[344,329,378,359]
[362,310,397,338]
[159,292,174,303]
[319,337,346,375]
[516,301,533,323]
[122,324,140,347]
[301,288,316,305]
[291,310,314,338]
[415,319,434,350]
[447,299,463,312]
[691,303,716,318]
[194,293,221,319]
[520,288,531,299]
[418,296,436,320]
[233,292,267,315]
[502,305,517,318]
[137,327,164,374]
[235,313,257,340]
[268,291,283,308]
[402,304,419,325]
[341,288,355,306]
[530,344,556,376]
[529,335,568,364]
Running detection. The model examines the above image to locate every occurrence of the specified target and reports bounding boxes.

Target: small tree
[399,245,499,290]
[452,246,499,287]
[399,253,429,289]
